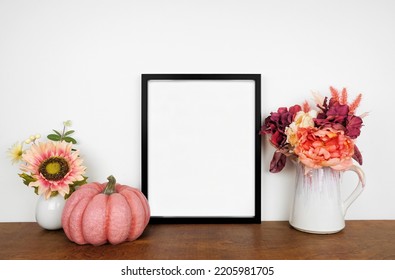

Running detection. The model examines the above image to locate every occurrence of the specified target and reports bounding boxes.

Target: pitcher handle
[343,165,366,216]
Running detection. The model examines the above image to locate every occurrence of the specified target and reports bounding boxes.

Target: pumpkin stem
[103,175,116,195]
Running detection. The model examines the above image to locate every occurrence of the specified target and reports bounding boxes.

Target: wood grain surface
[0,221,394,260]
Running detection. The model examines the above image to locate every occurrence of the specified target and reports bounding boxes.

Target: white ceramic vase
[35,193,65,230]
[289,163,366,234]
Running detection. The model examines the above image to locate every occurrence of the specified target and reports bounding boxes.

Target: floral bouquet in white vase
[8,121,87,229]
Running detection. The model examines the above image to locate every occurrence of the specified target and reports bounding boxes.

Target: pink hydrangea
[260,105,302,148]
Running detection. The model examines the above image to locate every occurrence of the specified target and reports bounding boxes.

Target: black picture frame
[142,74,261,223]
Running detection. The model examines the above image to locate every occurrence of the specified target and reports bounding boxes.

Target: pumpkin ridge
[69,196,93,244]
[124,186,151,226]
[107,193,132,244]
[117,185,135,219]
[82,194,108,246]
[118,186,148,241]
[103,180,119,244]
[62,187,99,243]
[104,192,111,244]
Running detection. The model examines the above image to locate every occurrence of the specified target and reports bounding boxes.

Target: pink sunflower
[21,141,86,199]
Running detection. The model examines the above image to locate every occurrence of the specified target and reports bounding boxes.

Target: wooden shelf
[1,220,394,260]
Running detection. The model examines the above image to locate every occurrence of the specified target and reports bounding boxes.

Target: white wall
[1,0,394,222]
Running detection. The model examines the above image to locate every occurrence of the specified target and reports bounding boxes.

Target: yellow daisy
[8,142,24,164]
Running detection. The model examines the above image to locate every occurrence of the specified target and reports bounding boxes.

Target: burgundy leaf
[352,145,363,165]
[269,151,287,173]
[270,131,286,148]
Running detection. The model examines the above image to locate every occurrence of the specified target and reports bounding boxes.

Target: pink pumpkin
[62,175,150,246]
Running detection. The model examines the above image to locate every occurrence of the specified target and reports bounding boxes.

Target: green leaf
[66,176,88,199]
[47,134,61,141]
[63,136,77,144]
[64,192,72,200]
[49,191,59,198]
[18,173,36,186]
[64,130,75,136]
[52,129,62,136]
[70,176,88,188]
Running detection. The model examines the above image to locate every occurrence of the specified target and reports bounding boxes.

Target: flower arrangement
[8,121,87,199]
[260,86,367,173]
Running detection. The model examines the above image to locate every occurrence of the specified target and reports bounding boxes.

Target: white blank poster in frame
[142,74,261,223]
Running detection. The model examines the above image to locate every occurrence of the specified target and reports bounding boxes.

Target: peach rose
[294,126,354,171]
[285,110,318,146]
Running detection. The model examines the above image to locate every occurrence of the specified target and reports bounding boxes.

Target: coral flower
[294,127,354,172]
[21,141,86,199]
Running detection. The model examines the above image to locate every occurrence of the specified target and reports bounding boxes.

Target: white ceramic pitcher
[289,163,366,234]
